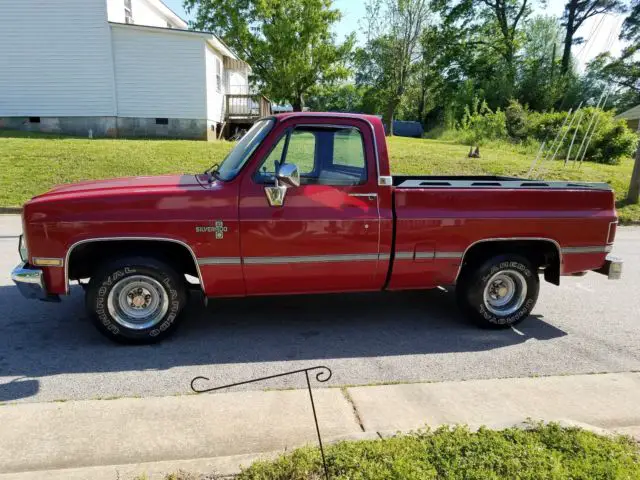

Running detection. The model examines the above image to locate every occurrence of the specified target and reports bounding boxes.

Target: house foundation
[0,116,210,140]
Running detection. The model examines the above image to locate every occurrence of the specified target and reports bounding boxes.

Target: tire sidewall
[88,259,185,343]
[464,256,539,327]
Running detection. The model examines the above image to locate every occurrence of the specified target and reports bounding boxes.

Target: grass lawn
[138,423,640,479]
[1,130,637,223]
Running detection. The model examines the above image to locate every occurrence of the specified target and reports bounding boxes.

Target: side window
[256,126,367,186]
[333,128,366,169]
[285,130,316,174]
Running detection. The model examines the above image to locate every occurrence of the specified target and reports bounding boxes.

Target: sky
[162,0,625,69]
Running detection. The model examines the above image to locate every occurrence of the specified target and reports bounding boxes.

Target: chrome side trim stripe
[200,253,391,266]
[243,254,380,265]
[198,257,242,265]
[395,251,464,260]
[435,252,464,259]
[561,245,612,254]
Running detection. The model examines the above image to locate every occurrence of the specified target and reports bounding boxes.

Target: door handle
[348,193,378,200]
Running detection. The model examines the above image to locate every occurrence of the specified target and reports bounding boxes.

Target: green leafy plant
[457,98,508,145]
[505,99,530,140]
[237,423,640,479]
[528,108,638,165]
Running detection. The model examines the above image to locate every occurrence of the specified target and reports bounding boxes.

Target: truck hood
[33,174,203,199]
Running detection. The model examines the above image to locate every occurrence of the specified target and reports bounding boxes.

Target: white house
[0,0,265,139]
[616,104,640,133]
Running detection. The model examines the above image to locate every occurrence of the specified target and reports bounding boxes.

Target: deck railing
[225,93,272,121]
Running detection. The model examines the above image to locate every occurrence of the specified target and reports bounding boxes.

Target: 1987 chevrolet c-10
[12,112,623,343]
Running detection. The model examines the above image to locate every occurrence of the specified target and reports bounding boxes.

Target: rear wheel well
[458,239,561,285]
[67,240,200,286]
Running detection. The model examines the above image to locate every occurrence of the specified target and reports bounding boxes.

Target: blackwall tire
[86,256,187,344]
[456,254,539,329]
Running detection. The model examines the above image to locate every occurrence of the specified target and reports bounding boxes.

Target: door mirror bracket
[264,163,299,207]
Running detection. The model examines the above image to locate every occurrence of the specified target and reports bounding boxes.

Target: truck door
[238,119,382,295]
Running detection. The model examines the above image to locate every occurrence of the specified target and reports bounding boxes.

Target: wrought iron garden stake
[190,365,333,480]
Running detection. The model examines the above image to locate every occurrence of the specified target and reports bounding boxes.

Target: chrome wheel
[107,275,169,330]
[482,269,527,316]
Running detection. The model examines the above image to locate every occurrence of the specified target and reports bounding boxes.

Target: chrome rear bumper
[595,254,623,280]
[11,262,48,300]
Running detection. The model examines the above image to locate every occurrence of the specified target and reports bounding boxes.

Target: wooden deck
[224,94,272,123]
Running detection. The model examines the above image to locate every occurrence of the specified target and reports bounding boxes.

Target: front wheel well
[67,239,201,286]
[457,239,561,286]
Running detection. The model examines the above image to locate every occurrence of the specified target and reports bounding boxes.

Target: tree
[358,0,431,135]
[518,15,565,110]
[560,0,625,76]
[615,0,640,204]
[479,0,531,95]
[184,0,354,111]
[306,83,365,112]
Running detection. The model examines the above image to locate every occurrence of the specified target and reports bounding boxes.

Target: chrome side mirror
[276,163,300,188]
[264,163,299,207]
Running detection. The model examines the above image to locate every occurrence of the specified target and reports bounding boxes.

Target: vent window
[28,117,41,123]
[155,118,169,125]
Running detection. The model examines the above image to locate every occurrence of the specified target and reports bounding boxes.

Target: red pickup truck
[12,112,622,343]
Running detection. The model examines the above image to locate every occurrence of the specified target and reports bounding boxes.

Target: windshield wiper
[204,163,222,184]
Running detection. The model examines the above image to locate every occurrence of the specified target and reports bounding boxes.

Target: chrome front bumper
[595,254,623,280]
[11,262,48,300]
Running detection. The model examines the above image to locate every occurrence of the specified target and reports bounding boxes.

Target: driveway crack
[340,387,366,432]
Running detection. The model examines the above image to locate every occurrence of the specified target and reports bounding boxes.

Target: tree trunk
[292,94,304,112]
[561,1,576,75]
[382,100,398,137]
[627,125,640,204]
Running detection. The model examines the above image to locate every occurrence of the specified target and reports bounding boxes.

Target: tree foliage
[601,0,640,112]
[559,0,626,75]
[355,0,431,134]
[184,0,353,110]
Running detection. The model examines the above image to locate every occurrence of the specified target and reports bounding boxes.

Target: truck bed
[387,177,617,291]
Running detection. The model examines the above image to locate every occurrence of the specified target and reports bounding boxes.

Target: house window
[124,0,133,24]
[155,118,169,125]
[215,58,222,93]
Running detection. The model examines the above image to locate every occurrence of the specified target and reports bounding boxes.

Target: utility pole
[627,122,640,204]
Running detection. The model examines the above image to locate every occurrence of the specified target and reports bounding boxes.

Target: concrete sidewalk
[1,372,639,479]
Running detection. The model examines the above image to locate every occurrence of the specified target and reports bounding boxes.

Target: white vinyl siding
[205,45,225,123]
[111,25,206,118]
[0,0,116,117]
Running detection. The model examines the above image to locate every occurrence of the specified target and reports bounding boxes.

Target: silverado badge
[196,220,228,239]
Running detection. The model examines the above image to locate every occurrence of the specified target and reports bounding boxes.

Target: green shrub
[237,423,640,479]
[457,98,508,145]
[506,99,529,140]
[528,108,638,165]
[527,110,568,141]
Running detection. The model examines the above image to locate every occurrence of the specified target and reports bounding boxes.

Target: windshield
[215,118,275,181]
